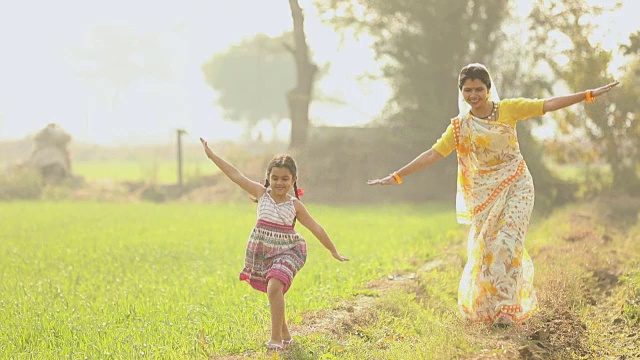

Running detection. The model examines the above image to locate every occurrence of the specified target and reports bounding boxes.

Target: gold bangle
[391,172,403,184]
[585,90,595,103]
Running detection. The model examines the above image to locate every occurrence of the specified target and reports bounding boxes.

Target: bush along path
[214,196,640,360]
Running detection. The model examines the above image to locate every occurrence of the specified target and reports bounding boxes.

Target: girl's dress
[432,98,544,323]
[239,190,307,294]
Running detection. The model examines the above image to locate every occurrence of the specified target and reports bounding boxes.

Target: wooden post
[176,129,187,190]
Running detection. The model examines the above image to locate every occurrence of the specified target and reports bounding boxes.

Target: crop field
[0,201,463,359]
[72,160,216,184]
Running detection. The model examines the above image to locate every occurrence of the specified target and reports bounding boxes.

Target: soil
[138,194,637,360]
[67,179,639,359]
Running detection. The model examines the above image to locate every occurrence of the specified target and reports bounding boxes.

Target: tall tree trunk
[287,0,318,150]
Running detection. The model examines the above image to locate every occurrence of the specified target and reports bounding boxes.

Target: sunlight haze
[0,0,636,145]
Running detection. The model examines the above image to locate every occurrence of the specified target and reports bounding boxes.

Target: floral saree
[453,113,537,323]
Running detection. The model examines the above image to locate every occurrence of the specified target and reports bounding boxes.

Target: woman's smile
[461,78,489,110]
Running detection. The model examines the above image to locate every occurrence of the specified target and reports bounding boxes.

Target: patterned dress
[239,190,307,294]
[433,98,544,323]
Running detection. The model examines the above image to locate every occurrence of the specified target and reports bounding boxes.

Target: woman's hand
[199,137,215,160]
[331,251,350,262]
[544,80,622,112]
[367,175,397,186]
[591,81,620,97]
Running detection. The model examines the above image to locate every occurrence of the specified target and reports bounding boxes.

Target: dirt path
[213,198,640,359]
[212,259,454,360]
[463,199,640,359]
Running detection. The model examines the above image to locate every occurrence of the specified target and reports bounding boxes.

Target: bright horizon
[0,0,637,146]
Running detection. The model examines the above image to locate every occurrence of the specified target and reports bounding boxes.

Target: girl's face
[461,78,490,110]
[269,166,295,197]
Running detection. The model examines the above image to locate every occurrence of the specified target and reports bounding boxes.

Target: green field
[72,160,217,183]
[0,201,467,359]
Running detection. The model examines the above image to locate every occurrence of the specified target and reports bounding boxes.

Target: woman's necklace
[470,101,497,120]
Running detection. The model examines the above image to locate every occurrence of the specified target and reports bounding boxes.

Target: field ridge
[215,197,640,359]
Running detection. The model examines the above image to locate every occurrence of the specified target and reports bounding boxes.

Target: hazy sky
[0,0,637,145]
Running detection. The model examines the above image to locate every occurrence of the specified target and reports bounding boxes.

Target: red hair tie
[296,188,304,197]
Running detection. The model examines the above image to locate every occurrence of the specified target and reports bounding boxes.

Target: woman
[368,63,619,326]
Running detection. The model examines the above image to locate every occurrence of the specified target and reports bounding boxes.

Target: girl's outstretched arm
[543,81,619,113]
[200,137,266,199]
[293,200,349,262]
[367,148,444,186]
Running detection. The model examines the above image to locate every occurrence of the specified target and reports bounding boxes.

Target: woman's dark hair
[458,63,492,91]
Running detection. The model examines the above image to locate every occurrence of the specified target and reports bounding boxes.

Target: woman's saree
[453,113,537,323]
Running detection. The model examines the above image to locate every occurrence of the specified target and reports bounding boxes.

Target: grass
[5,198,637,359]
[621,269,640,325]
[72,160,217,183]
[0,201,462,359]
[520,200,640,359]
[619,218,640,326]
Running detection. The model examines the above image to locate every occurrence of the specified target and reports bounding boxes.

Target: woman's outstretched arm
[367,148,444,186]
[543,81,619,113]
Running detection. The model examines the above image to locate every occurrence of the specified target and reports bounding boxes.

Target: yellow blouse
[432,98,545,157]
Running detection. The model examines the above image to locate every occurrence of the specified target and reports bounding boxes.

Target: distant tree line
[201,0,640,203]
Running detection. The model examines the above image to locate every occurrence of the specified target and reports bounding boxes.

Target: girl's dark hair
[458,63,492,91]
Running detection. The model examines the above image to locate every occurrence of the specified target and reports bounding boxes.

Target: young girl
[199,138,349,351]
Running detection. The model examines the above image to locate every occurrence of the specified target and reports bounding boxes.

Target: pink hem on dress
[239,268,292,294]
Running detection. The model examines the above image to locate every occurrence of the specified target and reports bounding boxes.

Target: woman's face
[461,78,489,110]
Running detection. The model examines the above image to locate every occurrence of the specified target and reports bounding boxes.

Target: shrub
[620,269,640,325]
[0,166,42,200]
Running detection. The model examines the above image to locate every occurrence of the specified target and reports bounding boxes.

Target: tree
[610,50,640,192]
[315,0,511,145]
[287,0,319,149]
[528,0,640,193]
[202,33,296,141]
[202,1,321,149]
[620,30,640,56]
[309,0,538,203]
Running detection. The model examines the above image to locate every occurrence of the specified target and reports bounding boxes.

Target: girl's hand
[367,175,397,186]
[591,81,620,97]
[332,251,350,262]
[199,137,215,160]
